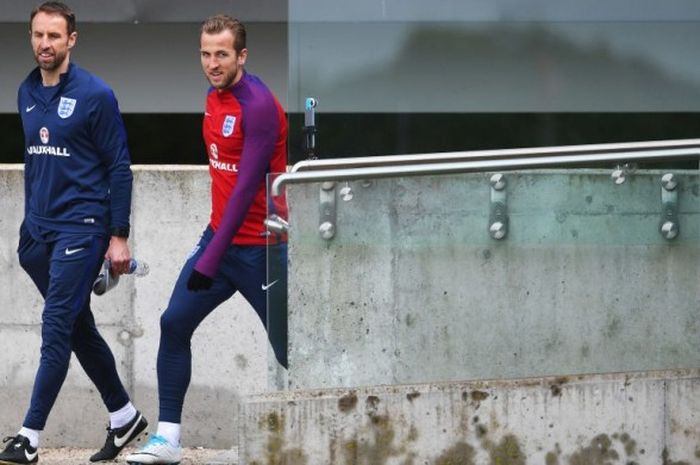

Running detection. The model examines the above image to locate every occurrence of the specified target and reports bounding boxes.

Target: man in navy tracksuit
[0,3,147,464]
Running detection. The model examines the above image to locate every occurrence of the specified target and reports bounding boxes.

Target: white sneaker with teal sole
[125,434,182,465]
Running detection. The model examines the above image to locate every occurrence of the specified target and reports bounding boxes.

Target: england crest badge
[40,127,49,144]
[58,97,77,119]
[222,115,236,137]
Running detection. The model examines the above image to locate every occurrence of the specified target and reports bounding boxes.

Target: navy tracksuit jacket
[17,63,132,429]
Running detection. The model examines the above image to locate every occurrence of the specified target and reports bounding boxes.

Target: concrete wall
[1,165,698,451]
[0,165,271,448]
[286,170,700,389]
[241,368,700,465]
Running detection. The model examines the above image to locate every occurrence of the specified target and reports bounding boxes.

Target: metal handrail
[271,146,699,196]
[290,138,700,172]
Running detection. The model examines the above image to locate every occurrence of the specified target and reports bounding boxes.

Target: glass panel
[287,1,700,161]
[286,1,700,390]
[266,172,290,389]
[280,169,699,389]
[289,2,700,114]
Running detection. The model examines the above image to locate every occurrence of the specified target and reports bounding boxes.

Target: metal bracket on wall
[489,173,508,240]
[659,173,680,240]
[610,162,638,185]
[319,181,337,240]
[264,214,289,235]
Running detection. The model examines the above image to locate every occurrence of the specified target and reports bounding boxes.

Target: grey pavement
[35,447,238,465]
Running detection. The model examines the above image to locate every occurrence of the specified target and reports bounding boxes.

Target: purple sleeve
[194,87,280,278]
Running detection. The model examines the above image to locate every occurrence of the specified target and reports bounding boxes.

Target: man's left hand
[106,236,131,275]
[187,269,213,291]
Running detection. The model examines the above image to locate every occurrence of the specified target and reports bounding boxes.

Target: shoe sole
[125,445,181,465]
[126,462,180,465]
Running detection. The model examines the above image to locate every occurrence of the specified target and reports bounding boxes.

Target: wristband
[110,226,130,238]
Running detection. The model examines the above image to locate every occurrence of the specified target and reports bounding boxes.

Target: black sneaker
[90,411,148,462]
[0,435,38,464]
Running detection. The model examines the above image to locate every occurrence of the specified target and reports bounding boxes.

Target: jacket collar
[27,62,75,102]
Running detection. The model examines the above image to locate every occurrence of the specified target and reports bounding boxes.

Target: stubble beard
[209,67,239,90]
[35,48,67,72]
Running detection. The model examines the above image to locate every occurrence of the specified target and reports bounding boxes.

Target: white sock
[18,427,40,449]
[156,422,181,447]
[109,401,137,429]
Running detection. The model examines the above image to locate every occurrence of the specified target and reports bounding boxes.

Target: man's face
[200,30,247,90]
[30,11,76,72]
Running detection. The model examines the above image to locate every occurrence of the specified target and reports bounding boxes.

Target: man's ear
[67,31,77,50]
[237,48,248,66]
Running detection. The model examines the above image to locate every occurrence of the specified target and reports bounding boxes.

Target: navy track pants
[17,224,130,429]
[157,226,287,423]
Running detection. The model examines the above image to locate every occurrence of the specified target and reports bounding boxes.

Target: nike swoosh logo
[205,112,212,116]
[114,413,143,448]
[26,104,36,112]
[65,247,85,255]
[25,449,38,461]
[261,279,279,291]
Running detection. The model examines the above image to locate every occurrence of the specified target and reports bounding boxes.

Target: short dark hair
[200,15,246,53]
[30,1,76,35]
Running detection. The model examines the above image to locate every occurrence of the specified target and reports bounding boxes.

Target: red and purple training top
[195,70,288,278]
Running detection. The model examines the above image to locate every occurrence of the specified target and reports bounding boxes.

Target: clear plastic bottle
[93,258,149,296]
[128,259,150,277]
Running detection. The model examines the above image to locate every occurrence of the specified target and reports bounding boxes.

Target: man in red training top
[127,14,287,464]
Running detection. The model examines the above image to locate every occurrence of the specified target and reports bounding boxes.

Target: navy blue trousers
[17,224,130,429]
[157,227,287,423]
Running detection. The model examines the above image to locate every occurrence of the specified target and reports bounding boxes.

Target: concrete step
[241,369,699,465]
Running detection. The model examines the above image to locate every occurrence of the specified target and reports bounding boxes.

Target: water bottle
[93,258,150,296]
[128,259,150,277]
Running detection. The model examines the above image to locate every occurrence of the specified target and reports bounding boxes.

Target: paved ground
[37,447,238,465]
